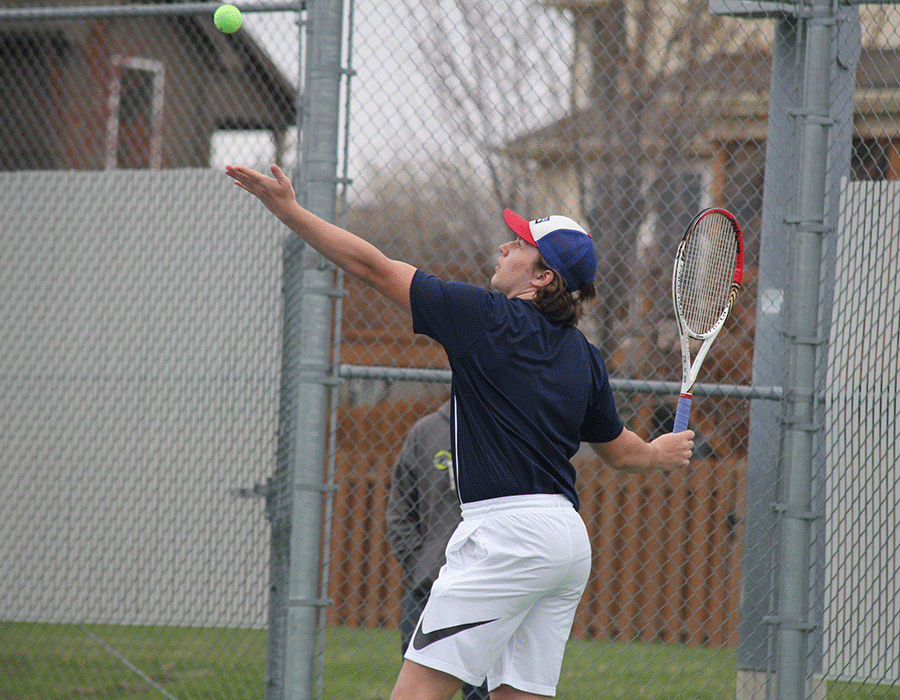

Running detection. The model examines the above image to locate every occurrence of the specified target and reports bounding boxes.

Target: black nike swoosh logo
[411,618,498,651]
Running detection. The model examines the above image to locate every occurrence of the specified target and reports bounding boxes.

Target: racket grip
[673,393,692,433]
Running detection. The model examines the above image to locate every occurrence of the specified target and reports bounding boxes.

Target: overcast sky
[212,0,572,203]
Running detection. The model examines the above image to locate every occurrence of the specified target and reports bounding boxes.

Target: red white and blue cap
[503,209,597,291]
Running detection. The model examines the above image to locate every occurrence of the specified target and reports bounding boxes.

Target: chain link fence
[0,0,898,699]
[0,5,296,698]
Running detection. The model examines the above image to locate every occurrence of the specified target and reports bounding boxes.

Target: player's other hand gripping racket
[671,208,744,433]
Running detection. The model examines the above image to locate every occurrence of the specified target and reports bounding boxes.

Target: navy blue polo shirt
[410,270,623,510]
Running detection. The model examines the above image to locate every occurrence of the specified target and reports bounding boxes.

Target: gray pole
[737,18,798,696]
[726,0,859,695]
[775,2,832,699]
[279,0,345,698]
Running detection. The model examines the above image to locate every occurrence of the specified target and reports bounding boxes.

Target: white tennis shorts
[403,494,591,696]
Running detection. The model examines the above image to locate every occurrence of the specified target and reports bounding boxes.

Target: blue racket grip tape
[673,394,692,433]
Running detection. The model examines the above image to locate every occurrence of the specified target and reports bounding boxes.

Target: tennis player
[226,164,695,700]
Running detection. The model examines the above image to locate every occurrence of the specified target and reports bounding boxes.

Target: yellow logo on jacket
[433,450,452,471]
[433,450,454,489]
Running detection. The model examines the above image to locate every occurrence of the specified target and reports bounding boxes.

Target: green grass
[1,622,267,699]
[2,622,898,700]
[559,638,736,700]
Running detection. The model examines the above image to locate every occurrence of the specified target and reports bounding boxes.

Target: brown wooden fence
[326,400,744,649]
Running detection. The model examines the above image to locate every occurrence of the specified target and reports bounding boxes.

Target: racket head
[672,208,744,339]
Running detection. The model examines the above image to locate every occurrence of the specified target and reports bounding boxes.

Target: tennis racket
[671,208,744,433]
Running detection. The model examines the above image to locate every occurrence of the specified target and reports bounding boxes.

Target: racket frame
[671,208,744,432]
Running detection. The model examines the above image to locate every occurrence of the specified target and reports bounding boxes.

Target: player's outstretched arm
[589,427,694,474]
[226,164,416,315]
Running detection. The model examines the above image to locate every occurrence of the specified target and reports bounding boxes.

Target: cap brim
[503,209,537,246]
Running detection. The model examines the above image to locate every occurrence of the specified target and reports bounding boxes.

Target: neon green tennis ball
[214,4,242,33]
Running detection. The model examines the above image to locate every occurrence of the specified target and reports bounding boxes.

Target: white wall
[824,179,900,684]
[0,170,283,627]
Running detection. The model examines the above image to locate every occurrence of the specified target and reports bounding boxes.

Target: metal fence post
[737,20,801,694]
[774,2,834,698]
[270,0,346,698]
[713,0,860,696]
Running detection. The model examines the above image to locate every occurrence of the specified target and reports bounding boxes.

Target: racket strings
[678,216,738,335]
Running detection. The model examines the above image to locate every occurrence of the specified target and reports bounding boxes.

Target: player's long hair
[533,255,596,327]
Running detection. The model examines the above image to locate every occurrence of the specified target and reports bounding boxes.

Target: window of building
[105,56,165,169]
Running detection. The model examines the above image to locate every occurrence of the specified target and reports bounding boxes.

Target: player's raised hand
[225,164,297,220]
